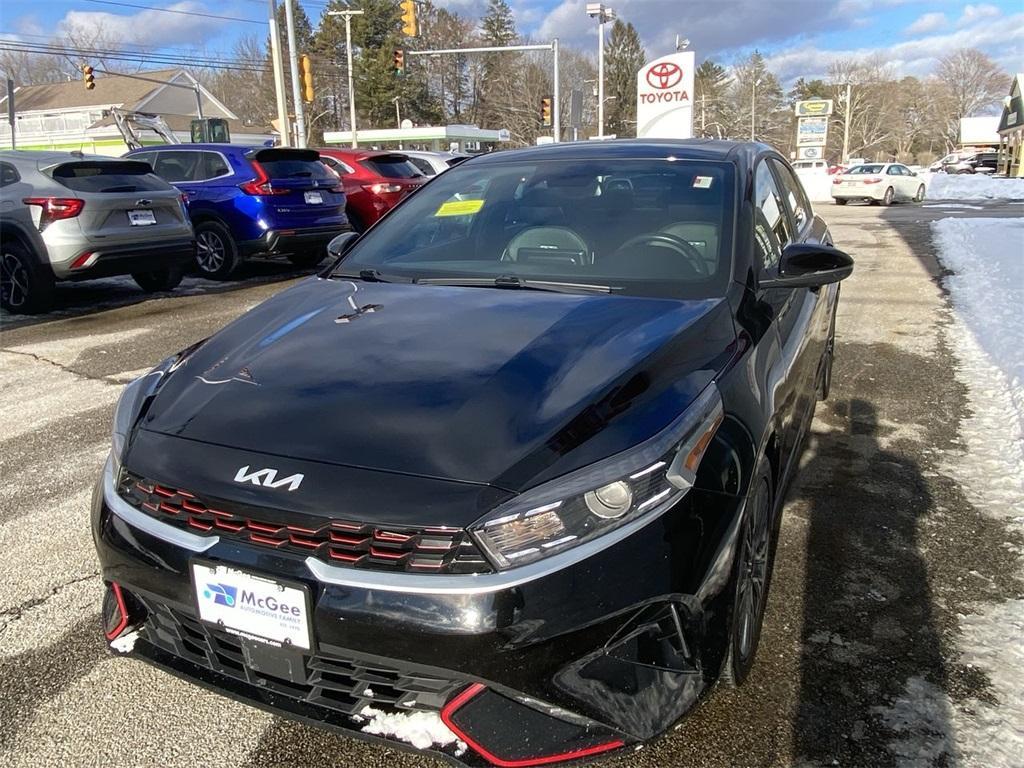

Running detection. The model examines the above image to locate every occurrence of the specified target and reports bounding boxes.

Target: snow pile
[356,705,466,754]
[928,217,1024,764]
[926,174,1024,200]
[795,171,834,203]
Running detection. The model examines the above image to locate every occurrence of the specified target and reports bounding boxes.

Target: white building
[0,69,273,156]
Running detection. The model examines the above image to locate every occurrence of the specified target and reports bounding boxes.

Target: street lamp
[586,3,614,139]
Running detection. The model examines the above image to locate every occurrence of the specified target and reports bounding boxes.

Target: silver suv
[0,150,195,314]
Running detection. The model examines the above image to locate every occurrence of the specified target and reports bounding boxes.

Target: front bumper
[238,225,350,259]
[92,458,744,765]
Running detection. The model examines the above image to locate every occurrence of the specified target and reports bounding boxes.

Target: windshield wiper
[417,275,616,294]
[330,269,413,284]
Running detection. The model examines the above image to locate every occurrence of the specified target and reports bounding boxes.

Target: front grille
[118,471,492,574]
[141,599,462,715]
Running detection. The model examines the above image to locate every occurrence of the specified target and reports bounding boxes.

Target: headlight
[110,341,205,471]
[470,384,724,570]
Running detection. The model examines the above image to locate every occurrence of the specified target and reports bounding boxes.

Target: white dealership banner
[636,52,695,139]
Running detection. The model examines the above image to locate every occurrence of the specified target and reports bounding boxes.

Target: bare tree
[933,48,1007,148]
[828,56,897,160]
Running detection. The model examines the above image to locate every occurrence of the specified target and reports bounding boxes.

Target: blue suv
[127,145,349,279]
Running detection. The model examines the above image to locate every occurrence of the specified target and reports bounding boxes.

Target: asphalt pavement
[1,198,1021,767]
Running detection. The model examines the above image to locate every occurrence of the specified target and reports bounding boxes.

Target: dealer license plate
[128,209,157,226]
[191,561,312,650]
[304,191,323,205]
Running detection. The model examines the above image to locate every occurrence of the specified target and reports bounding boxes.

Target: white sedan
[831,163,927,206]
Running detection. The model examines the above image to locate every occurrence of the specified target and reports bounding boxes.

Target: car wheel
[287,252,326,269]
[834,198,847,206]
[194,221,240,280]
[1,240,54,315]
[132,267,183,293]
[881,187,894,206]
[721,458,775,687]
[914,184,926,203]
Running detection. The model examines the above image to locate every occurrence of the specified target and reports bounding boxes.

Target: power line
[81,0,265,25]
[0,42,269,73]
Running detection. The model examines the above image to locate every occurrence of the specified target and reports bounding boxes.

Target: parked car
[791,159,829,175]
[831,162,926,205]
[1,150,194,314]
[127,144,348,279]
[318,148,426,232]
[943,151,998,174]
[94,139,853,765]
[400,150,471,177]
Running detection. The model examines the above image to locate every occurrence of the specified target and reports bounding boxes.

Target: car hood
[141,277,736,492]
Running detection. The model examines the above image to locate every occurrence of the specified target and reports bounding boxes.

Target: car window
[753,159,791,272]
[361,155,424,179]
[333,158,736,300]
[153,150,203,182]
[131,151,157,171]
[0,162,20,187]
[202,152,230,180]
[847,165,885,174]
[769,158,811,234]
[886,165,901,175]
[50,161,171,193]
[408,157,436,176]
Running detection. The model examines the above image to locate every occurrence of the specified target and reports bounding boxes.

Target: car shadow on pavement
[792,395,956,766]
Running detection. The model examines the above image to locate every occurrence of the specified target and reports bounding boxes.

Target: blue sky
[3,0,1022,83]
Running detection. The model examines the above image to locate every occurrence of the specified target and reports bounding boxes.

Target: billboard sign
[795,99,834,117]
[636,51,695,139]
[797,146,823,160]
[796,116,828,147]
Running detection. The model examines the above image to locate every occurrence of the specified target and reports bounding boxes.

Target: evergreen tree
[478,0,518,129]
[731,51,786,146]
[694,60,730,138]
[604,20,645,138]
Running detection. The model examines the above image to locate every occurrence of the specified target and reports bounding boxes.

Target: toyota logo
[646,62,683,90]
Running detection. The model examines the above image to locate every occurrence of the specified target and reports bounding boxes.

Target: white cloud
[904,12,947,36]
[57,2,228,48]
[958,3,1001,27]
[765,12,1024,83]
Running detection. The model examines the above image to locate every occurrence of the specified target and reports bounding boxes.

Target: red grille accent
[118,471,492,575]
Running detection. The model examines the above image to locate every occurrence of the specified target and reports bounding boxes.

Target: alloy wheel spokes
[1,254,28,307]
[197,233,225,272]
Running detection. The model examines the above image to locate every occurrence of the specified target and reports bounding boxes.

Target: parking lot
[1,199,1022,767]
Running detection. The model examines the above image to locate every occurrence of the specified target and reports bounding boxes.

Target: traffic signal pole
[283,0,307,147]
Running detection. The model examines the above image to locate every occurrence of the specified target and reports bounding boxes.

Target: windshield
[333,158,735,299]
[51,161,171,193]
[847,165,885,174]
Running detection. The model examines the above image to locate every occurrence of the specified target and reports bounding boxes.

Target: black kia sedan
[93,140,852,766]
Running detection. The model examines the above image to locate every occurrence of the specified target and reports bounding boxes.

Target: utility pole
[586,4,614,139]
[842,80,852,164]
[552,38,560,142]
[750,78,756,141]
[328,9,364,148]
[268,0,290,145]
[393,96,401,129]
[283,0,306,147]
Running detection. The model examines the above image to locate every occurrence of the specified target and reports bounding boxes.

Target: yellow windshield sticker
[435,199,485,217]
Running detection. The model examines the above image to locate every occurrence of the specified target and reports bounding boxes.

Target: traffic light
[541,96,552,127]
[393,49,405,76]
[400,0,417,37]
[299,54,314,103]
[82,65,95,90]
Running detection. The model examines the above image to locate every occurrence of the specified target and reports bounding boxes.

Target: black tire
[1,239,54,315]
[132,267,183,292]
[914,184,926,203]
[834,198,848,206]
[194,220,240,280]
[721,457,776,687]
[880,187,894,206]
[287,251,327,269]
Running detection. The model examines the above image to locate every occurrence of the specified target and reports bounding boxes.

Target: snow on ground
[925,174,1024,200]
[356,705,466,754]
[885,217,1024,766]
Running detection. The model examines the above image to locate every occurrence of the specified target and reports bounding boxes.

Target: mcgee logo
[203,583,238,607]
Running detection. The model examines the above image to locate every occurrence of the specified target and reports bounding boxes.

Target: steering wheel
[612,232,708,276]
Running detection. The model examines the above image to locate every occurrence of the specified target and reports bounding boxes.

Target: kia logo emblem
[646,62,683,90]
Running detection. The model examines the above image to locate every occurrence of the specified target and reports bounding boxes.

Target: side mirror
[327,231,358,260]
[761,242,854,290]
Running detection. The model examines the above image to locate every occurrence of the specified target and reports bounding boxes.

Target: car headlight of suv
[110,341,204,475]
[470,383,724,570]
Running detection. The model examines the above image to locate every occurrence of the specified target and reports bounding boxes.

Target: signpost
[794,99,833,160]
[636,52,695,139]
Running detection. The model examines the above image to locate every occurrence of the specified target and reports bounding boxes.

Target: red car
[317,149,426,232]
